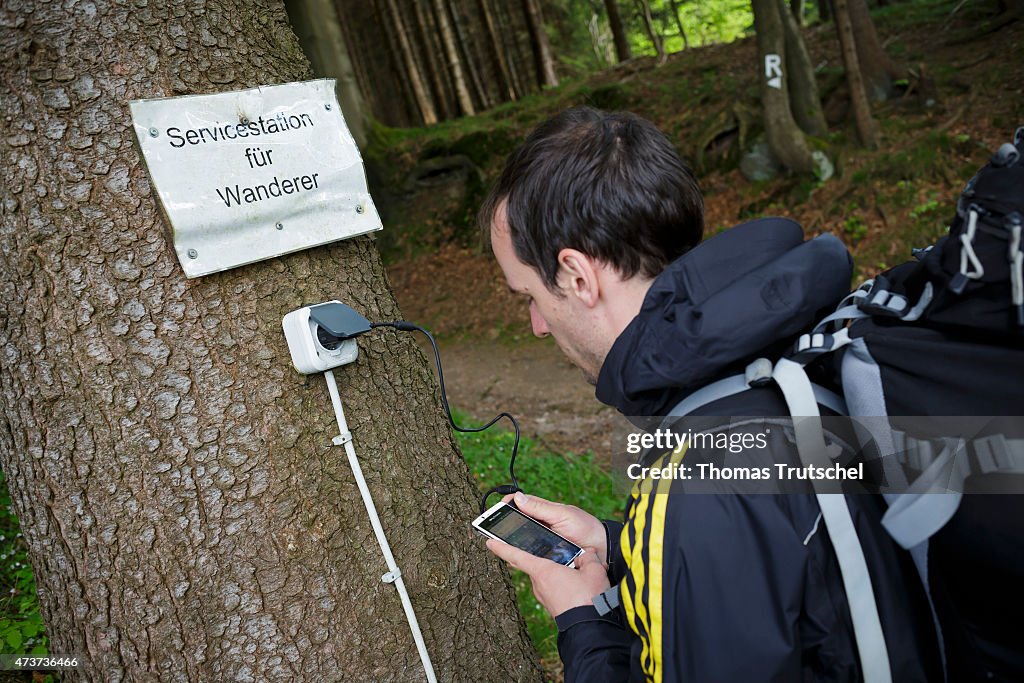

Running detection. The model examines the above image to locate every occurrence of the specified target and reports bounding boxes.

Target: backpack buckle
[856,276,910,317]
[790,332,836,364]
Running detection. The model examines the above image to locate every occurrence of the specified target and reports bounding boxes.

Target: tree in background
[605,0,634,61]
[432,0,478,116]
[834,0,880,147]
[386,0,440,124]
[0,0,544,679]
[478,0,519,101]
[283,0,369,146]
[635,0,667,62]
[330,0,543,126]
[669,0,691,49]
[523,0,561,87]
[847,0,904,101]
[779,0,828,136]
[791,0,806,26]
[751,0,821,173]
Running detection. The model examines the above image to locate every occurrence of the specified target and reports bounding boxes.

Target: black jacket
[555,218,942,682]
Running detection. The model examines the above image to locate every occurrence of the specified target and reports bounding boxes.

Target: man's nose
[529,304,549,338]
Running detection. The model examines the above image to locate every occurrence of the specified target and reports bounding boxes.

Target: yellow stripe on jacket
[620,440,689,682]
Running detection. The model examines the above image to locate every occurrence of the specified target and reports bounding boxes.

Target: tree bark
[0,1,545,680]
[669,0,691,50]
[521,0,559,88]
[778,0,828,136]
[751,0,818,173]
[478,0,517,101]
[847,0,902,101]
[604,0,633,61]
[635,0,666,61]
[431,0,477,115]
[834,0,880,147]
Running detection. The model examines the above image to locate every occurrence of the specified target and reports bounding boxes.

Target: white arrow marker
[765,54,783,89]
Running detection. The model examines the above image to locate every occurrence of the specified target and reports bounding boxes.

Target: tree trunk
[635,0,666,61]
[372,0,419,126]
[847,0,902,100]
[0,1,545,680]
[431,0,477,115]
[834,0,880,147]
[605,0,633,61]
[669,0,691,50]
[778,0,828,136]
[496,0,530,98]
[751,0,818,173]
[817,0,832,22]
[522,0,559,88]
[335,2,381,128]
[413,0,454,120]
[478,0,517,101]
[791,0,806,25]
[384,0,439,125]
[283,0,369,147]
[447,0,490,110]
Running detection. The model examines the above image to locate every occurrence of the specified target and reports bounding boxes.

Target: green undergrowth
[453,409,623,665]
[0,471,51,681]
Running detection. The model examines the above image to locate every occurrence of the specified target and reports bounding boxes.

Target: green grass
[0,472,48,661]
[453,409,623,663]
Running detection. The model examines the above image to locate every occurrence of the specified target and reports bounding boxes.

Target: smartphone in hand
[472,501,584,567]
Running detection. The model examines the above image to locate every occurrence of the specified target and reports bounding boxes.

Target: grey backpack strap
[772,358,893,683]
[666,359,847,420]
[882,433,1024,549]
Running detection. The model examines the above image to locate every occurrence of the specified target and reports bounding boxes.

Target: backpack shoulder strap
[666,359,847,419]
[771,357,893,683]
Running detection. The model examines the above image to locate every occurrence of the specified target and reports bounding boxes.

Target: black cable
[370,321,522,512]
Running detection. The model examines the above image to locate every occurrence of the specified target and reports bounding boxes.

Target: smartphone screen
[474,503,583,566]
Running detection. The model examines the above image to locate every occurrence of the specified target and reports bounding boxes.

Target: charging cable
[323,368,438,683]
[370,321,523,513]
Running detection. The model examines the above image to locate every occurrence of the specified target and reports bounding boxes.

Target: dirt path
[422,336,623,460]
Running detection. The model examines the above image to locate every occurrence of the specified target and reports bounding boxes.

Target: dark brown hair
[479,106,704,291]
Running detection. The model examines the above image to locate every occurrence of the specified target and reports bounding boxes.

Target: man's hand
[486,539,611,618]
[504,491,609,565]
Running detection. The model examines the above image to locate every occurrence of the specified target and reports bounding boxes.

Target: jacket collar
[595,217,852,417]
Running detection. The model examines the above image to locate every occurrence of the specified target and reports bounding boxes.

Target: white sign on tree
[130,79,382,278]
[765,54,783,90]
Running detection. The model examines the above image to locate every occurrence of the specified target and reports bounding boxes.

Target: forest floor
[376,1,1023,469]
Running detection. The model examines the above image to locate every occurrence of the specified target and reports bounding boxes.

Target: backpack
[665,127,1024,683]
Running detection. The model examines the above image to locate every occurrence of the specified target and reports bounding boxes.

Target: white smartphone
[472,501,584,567]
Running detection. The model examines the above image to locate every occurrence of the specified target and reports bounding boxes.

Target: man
[480,106,940,681]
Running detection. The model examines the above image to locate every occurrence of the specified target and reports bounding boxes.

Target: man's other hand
[504,491,609,565]
[486,539,611,618]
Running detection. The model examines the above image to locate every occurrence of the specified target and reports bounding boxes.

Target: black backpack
[667,128,1024,682]
[828,127,1024,682]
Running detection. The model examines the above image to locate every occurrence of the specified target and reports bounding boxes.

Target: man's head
[481,106,703,383]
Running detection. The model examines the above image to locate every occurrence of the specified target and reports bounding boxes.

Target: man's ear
[556,248,601,307]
